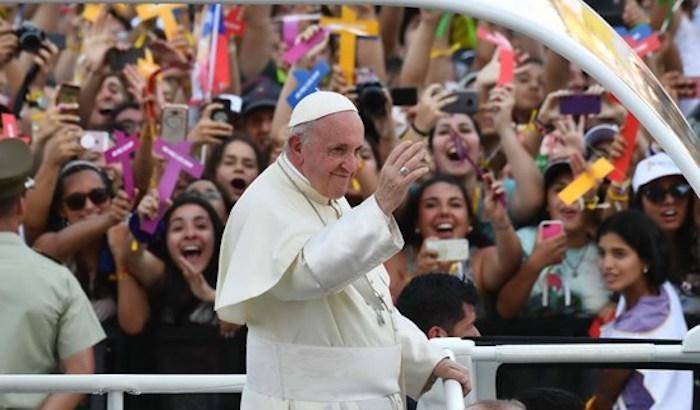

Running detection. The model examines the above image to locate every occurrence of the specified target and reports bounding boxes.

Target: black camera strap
[12,63,39,116]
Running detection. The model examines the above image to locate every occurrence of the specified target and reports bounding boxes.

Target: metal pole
[106,391,124,410]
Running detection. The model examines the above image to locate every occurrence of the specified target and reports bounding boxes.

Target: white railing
[0,374,247,410]
[0,353,466,410]
[3,330,700,410]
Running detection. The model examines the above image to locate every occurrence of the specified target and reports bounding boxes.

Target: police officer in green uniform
[0,139,105,409]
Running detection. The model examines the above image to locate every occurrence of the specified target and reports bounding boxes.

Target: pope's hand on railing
[432,358,471,396]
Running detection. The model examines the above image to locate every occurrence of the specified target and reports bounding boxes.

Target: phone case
[559,94,601,116]
[425,238,470,262]
[161,105,188,143]
[539,221,564,240]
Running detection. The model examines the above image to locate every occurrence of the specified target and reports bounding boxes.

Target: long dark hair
[400,173,491,248]
[47,160,114,231]
[203,133,265,207]
[597,210,668,291]
[631,179,694,285]
[156,193,224,324]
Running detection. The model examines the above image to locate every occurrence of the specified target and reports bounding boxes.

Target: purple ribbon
[283,27,328,66]
[449,127,505,207]
[141,138,204,234]
[104,131,139,201]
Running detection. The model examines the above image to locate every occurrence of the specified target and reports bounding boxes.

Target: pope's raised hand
[374,141,429,216]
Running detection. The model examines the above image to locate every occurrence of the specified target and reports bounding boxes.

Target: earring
[415,227,420,234]
[643,266,649,274]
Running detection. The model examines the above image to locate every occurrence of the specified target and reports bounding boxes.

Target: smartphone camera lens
[211,109,230,123]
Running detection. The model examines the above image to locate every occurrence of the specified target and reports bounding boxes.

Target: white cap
[288,91,358,128]
[632,152,683,192]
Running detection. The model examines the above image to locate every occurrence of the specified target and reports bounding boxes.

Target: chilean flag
[192,4,231,102]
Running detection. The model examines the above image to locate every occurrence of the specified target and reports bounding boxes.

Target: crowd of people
[1,1,700,409]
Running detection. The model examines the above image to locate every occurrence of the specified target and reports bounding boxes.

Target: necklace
[561,244,591,278]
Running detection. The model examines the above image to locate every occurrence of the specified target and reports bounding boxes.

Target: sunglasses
[641,183,691,204]
[63,188,110,211]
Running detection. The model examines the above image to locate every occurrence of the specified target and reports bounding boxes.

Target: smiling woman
[387,173,522,303]
[594,210,692,410]
[149,193,246,410]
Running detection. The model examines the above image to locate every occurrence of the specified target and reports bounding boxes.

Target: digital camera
[15,22,45,54]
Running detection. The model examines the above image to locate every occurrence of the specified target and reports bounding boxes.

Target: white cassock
[215,153,445,410]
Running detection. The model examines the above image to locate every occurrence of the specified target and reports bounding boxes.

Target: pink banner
[282,17,299,47]
[1,113,18,139]
[141,139,204,234]
[104,131,139,201]
[283,28,328,65]
[477,27,515,86]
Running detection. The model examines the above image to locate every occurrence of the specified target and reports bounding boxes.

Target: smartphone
[210,98,232,123]
[80,130,110,152]
[106,47,145,71]
[56,84,80,105]
[559,94,601,116]
[538,220,564,241]
[390,87,418,106]
[160,104,188,143]
[218,94,242,113]
[425,238,470,262]
[55,84,80,118]
[442,91,479,115]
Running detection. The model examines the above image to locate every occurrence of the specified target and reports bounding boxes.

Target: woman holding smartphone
[386,173,521,303]
[590,210,691,410]
[496,158,610,319]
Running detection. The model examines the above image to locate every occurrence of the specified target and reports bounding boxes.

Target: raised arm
[121,189,167,289]
[271,141,427,301]
[33,190,133,263]
[476,175,522,294]
[378,6,403,60]
[108,223,151,335]
[354,6,387,82]
[238,5,274,81]
[496,231,566,319]
[489,85,544,224]
[24,124,83,244]
[397,10,441,87]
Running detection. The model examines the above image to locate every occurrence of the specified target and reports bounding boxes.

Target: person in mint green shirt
[496,159,610,319]
[0,139,105,409]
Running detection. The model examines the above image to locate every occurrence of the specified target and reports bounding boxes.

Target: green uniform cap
[0,139,32,199]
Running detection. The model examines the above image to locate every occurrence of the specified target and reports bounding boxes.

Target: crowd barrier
[2,326,699,409]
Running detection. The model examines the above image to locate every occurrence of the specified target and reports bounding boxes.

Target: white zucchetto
[288,91,358,128]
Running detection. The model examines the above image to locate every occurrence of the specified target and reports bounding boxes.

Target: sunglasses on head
[641,183,691,204]
[63,188,110,211]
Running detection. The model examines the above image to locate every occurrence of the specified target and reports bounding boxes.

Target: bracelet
[109,271,133,282]
[410,122,431,137]
[430,43,460,59]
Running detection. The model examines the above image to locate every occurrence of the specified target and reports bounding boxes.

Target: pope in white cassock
[215,91,470,409]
